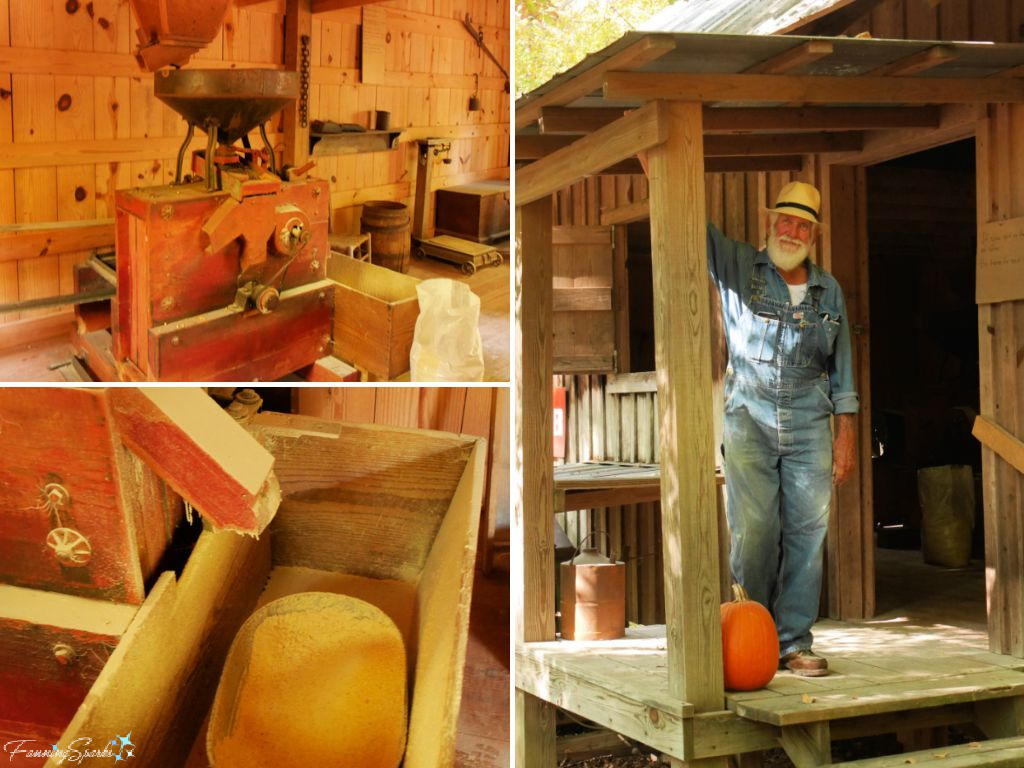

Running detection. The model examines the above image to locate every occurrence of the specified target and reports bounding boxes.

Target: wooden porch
[519,550,1024,766]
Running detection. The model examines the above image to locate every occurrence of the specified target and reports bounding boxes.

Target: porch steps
[831,735,1024,767]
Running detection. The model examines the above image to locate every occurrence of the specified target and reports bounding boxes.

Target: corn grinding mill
[107,68,333,381]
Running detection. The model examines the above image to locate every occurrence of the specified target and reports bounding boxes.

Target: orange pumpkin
[720,584,779,691]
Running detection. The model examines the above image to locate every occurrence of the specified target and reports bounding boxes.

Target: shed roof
[638,0,851,35]
[517,32,1024,130]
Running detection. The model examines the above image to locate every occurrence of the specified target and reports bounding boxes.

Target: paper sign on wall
[977,216,1024,304]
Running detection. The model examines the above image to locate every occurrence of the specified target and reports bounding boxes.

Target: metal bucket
[361,201,411,274]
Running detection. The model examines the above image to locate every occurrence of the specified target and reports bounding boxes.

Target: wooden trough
[0,391,485,768]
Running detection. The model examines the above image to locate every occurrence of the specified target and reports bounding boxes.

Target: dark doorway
[867,138,985,618]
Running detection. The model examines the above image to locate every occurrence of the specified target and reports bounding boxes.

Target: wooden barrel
[361,200,411,273]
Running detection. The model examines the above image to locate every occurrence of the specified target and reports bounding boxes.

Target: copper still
[559,546,626,641]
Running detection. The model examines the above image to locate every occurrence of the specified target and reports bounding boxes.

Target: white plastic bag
[410,278,484,381]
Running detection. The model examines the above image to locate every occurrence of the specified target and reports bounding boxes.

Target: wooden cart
[414,235,504,275]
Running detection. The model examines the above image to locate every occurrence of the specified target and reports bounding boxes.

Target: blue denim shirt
[707,223,860,415]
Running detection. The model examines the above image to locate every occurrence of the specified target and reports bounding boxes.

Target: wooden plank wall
[321,0,510,233]
[832,0,1024,42]
[293,386,508,568]
[0,0,510,328]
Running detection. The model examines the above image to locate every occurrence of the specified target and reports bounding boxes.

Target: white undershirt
[787,282,808,307]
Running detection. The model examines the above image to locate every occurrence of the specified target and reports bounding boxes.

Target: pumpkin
[720,583,779,691]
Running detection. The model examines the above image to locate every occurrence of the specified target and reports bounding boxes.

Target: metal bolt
[171,336,180,346]
[53,643,76,666]
[161,205,173,220]
[160,296,174,310]
[43,483,70,509]
[310,259,320,271]
[318,291,326,300]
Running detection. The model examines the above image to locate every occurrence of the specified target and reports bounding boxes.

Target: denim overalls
[707,224,859,658]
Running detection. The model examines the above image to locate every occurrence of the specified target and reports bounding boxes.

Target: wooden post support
[516,196,556,766]
[646,101,725,727]
[283,0,312,167]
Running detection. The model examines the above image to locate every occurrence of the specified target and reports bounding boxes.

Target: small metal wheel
[495,253,504,266]
[461,261,477,276]
[414,247,426,260]
[46,527,92,567]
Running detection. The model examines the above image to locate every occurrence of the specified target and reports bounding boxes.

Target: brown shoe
[780,649,829,677]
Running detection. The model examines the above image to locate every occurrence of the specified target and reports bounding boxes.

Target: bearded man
[707,181,859,677]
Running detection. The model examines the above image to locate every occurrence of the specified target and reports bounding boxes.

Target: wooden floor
[0,245,510,383]
[456,567,512,767]
[518,549,1022,764]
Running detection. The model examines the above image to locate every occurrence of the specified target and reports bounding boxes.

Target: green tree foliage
[515,0,676,97]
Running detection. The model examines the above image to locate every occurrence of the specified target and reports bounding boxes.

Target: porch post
[515,196,557,765]
[646,101,725,724]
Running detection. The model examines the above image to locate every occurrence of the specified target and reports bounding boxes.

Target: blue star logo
[51,744,59,752]
[110,731,135,761]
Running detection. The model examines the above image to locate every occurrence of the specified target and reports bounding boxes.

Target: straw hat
[766,181,822,224]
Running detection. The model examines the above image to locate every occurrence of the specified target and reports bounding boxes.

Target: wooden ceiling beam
[516,100,666,206]
[523,154,803,178]
[869,45,959,77]
[744,40,834,75]
[537,105,941,134]
[517,132,861,160]
[515,35,676,131]
[603,71,1024,104]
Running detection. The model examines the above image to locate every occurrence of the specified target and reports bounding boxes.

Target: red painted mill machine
[98,68,333,381]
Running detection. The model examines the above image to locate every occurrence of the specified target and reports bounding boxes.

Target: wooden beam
[973,414,1024,476]
[539,105,941,135]
[106,389,281,535]
[869,44,958,77]
[704,132,862,155]
[540,106,627,134]
[0,219,114,262]
[282,0,312,167]
[603,72,1024,104]
[647,100,722,714]
[515,195,556,764]
[516,35,676,130]
[601,199,651,226]
[518,132,856,161]
[592,154,803,175]
[744,40,834,75]
[0,136,201,171]
[313,0,391,9]
[516,100,665,206]
[991,63,1024,78]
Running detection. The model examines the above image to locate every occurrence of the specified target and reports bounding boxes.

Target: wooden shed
[0,0,510,382]
[515,1,1024,765]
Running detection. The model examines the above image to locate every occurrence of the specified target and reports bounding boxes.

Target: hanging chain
[299,34,311,129]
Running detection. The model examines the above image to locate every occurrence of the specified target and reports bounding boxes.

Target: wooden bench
[831,735,1024,767]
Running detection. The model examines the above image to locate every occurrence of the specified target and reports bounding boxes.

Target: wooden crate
[46,411,486,768]
[328,255,421,380]
[435,181,511,243]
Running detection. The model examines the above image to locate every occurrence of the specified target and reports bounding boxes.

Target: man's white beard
[767,234,809,272]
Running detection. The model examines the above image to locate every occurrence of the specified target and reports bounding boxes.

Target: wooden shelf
[308,130,401,156]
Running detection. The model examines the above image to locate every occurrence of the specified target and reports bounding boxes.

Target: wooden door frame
[820,104,982,621]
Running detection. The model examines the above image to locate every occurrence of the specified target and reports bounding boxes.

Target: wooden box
[435,181,510,243]
[328,256,421,380]
[47,411,486,768]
